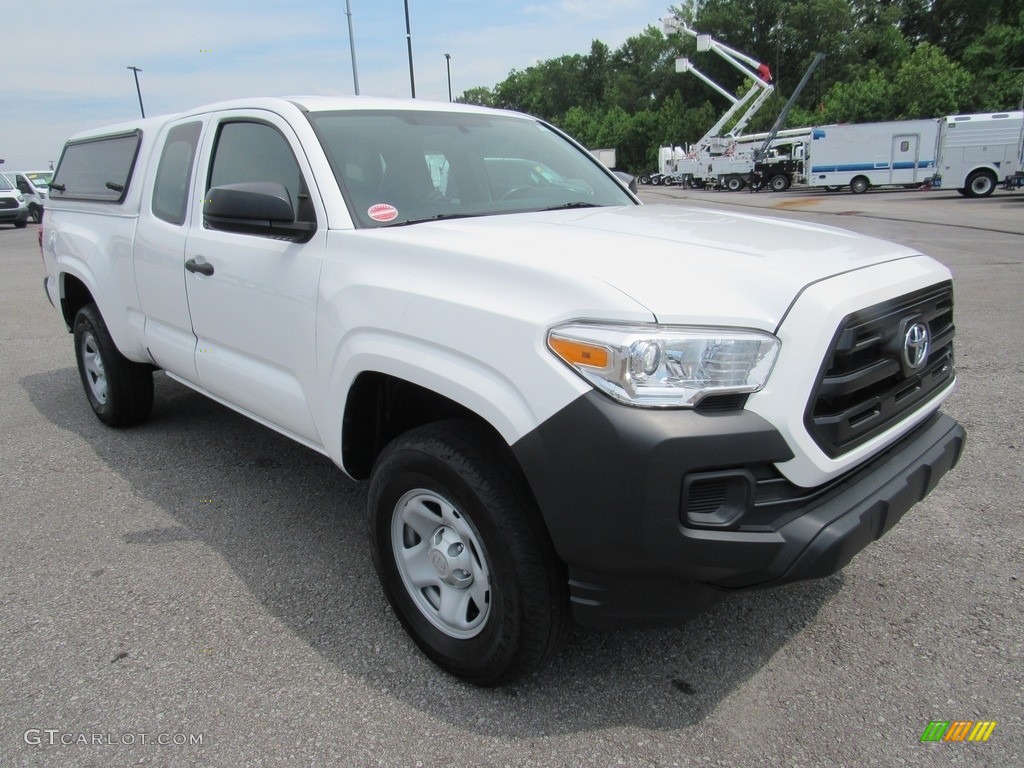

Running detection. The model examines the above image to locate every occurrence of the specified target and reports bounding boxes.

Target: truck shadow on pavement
[25,368,842,737]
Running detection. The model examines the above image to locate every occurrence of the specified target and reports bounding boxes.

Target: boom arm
[664,16,774,150]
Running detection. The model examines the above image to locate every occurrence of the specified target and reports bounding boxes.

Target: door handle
[185,258,214,276]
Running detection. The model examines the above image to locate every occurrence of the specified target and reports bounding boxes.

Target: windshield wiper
[383,211,491,227]
[539,202,600,211]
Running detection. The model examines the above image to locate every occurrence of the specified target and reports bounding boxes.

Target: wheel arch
[59,273,96,331]
[341,371,528,483]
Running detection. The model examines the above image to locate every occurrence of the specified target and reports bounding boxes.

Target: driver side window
[207,121,316,225]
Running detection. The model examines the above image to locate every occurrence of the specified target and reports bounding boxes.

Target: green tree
[816,67,892,123]
[892,43,972,118]
[962,17,1024,111]
[458,86,495,107]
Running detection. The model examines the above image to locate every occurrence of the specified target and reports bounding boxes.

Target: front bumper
[0,207,29,224]
[513,392,965,628]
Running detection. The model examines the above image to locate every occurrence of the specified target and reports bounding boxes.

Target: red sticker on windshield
[368,203,398,222]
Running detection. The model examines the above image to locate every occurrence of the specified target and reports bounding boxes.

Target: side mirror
[204,182,315,242]
[613,170,638,195]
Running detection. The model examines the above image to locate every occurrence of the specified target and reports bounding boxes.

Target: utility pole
[127,66,145,118]
[445,53,452,102]
[404,0,416,97]
[344,0,360,95]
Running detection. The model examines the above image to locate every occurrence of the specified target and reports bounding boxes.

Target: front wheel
[28,204,43,223]
[73,304,154,426]
[850,176,869,194]
[368,420,569,686]
[769,174,790,192]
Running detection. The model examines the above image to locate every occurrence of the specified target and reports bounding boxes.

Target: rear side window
[51,130,142,202]
[152,122,202,225]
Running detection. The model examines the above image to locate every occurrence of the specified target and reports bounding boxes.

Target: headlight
[548,322,780,407]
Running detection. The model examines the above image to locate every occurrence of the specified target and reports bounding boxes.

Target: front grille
[0,198,18,209]
[805,282,955,458]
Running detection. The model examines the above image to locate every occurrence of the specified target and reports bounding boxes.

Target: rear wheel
[725,176,745,192]
[73,304,153,426]
[964,170,996,198]
[368,420,570,686]
[850,176,869,194]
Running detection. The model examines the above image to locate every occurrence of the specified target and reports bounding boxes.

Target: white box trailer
[930,111,1024,197]
[805,119,939,193]
[590,147,617,169]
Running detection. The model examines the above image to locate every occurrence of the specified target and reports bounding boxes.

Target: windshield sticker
[368,203,399,222]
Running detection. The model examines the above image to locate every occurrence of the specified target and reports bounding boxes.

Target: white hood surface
[366,204,920,330]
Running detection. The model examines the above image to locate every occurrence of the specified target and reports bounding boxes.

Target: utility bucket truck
[662,16,773,187]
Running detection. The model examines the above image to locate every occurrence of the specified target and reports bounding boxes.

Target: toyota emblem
[903,322,929,371]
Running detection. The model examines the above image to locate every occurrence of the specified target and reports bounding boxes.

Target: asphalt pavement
[1,187,1021,767]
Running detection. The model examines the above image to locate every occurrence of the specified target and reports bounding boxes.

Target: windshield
[0,175,14,192]
[308,109,635,227]
[25,172,51,188]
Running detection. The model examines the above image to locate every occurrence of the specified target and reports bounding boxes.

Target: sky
[0,0,675,171]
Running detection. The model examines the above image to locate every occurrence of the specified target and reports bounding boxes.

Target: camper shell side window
[50,130,143,203]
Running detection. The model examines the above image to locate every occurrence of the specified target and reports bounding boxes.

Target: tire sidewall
[368,442,529,684]
[73,306,114,422]
[967,172,995,197]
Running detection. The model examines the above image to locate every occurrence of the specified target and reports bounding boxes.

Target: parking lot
[1,187,1021,766]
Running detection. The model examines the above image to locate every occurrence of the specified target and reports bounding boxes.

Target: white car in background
[3,170,50,222]
[0,172,28,228]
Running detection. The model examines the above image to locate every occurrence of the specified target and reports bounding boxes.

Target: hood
[362,204,920,330]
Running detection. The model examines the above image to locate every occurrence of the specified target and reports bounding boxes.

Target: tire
[850,177,869,194]
[825,185,843,192]
[28,204,42,223]
[964,170,996,198]
[639,174,650,185]
[368,419,570,686]
[725,176,744,192]
[73,303,154,427]
[14,220,28,229]
[769,174,790,192]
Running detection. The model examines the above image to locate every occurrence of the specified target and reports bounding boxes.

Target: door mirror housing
[204,182,315,242]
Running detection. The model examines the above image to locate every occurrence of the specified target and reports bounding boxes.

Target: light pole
[444,53,452,102]
[403,0,416,97]
[344,0,360,95]
[127,66,145,118]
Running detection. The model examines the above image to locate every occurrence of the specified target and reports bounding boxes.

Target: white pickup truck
[41,96,965,686]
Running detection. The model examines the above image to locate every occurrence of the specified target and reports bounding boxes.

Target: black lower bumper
[513,392,965,628]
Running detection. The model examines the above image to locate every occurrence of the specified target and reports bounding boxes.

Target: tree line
[458,0,1024,172]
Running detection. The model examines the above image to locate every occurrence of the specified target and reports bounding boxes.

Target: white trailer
[929,111,1024,197]
[804,119,939,193]
[590,147,617,169]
